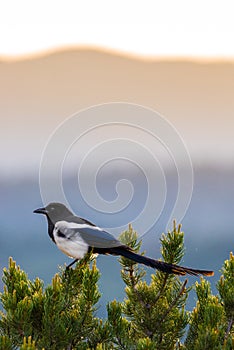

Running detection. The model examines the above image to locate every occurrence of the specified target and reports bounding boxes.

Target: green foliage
[217,252,234,322]
[118,223,189,349]
[0,256,103,349]
[20,336,37,350]
[185,253,234,350]
[0,223,233,349]
[118,224,146,287]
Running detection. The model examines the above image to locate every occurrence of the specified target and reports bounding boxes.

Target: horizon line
[1,45,234,63]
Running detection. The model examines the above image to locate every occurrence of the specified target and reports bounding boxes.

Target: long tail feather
[111,247,214,276]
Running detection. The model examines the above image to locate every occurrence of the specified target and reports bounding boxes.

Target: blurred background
[1,0,234,316]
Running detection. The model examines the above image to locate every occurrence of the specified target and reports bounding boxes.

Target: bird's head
[33,202,73,223]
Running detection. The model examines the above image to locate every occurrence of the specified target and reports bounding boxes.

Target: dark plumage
[34,202,214,276]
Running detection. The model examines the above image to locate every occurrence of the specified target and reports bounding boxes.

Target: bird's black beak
[33,207,47,215]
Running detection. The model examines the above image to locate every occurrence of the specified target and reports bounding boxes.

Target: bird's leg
[66,259,78,270]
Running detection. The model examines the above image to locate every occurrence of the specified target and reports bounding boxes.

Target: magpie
[34,202,214,276]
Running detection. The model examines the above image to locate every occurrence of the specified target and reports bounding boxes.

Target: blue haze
[0,164,234,316]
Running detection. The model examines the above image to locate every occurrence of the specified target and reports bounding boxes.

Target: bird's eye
[50,207,55,211]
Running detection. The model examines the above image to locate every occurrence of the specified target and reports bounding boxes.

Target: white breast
[53,222,89,260]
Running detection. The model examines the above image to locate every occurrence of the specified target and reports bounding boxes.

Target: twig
[224,316,233,341]
[157,279,188,325]
[129,265,136,289]
[128,265,150,310]
[154,273,169,304]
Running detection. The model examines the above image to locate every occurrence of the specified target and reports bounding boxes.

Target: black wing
[58,218,123,249]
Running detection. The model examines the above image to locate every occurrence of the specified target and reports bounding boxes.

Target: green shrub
[0,223,233,349]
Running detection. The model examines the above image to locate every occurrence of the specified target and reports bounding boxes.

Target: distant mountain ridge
[1,48,234,175]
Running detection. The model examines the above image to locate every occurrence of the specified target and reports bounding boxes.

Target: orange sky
[1,1,234,176]
[0,48,233,178]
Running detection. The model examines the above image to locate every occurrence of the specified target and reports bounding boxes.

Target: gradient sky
[1,51,233,179]
[1,1,234,176]
[1,0,234,58]
[0,1,233,288]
